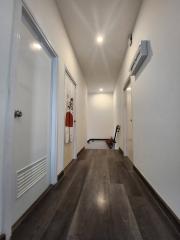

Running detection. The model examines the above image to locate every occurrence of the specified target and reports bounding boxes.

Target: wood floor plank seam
[41,159,91,240]
[12,150,180,240]
[67,153,110,240]
[109,183,143,240]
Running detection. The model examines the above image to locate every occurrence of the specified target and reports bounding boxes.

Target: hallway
[12,150,180,240]
[1,0,180,238]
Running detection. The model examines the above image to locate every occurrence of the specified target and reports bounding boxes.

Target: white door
[64,72,76,168]
[12,16,52,224]
[125,84,133,161]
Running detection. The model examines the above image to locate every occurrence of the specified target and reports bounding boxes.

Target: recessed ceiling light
[99,88,103,92]
[127,87,131,91]
[30,42,42,50]
[96,35,104,44]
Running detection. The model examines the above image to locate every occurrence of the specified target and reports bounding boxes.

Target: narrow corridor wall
[113,0,180,218]
[87,93,113,140]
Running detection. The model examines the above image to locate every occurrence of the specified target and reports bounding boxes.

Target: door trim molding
[65,67,77,86]
[22,1,57,57]
[3,1,59,238]
[123,76,135,159]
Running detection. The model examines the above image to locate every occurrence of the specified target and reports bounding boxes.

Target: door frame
[2,1,58,238]
[123,76,135,160]
[64,68,77,163]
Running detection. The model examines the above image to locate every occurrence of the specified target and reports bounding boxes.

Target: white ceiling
[57,0,142,93]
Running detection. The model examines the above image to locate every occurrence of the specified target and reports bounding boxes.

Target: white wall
[0,0,87,235]
[0,0,87,236]
[24,0,87,174]
[87,93,113,140]
[113,0,180,219]
[0,0,15,234]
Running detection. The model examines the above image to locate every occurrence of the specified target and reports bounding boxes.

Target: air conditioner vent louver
[16,157,47,198]
[130,40,148,75]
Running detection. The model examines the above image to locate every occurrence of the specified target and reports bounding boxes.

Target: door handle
[14,110,23,118]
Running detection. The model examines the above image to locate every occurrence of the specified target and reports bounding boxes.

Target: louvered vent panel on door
[16,157,47,198]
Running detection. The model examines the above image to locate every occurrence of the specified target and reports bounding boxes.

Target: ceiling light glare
[127,87,131,91]
[30,42,42,50]
[99,88,103,92]
[96,35,104,44]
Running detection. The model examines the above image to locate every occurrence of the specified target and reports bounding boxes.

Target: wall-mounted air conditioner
[130,40,148,75]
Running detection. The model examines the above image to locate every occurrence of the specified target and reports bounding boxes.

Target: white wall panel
[113,0,180,219]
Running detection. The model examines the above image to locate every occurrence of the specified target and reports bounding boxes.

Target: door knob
[14,110,23,118]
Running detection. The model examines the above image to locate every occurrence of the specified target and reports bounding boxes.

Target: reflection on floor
[86,141,109,149]
[12,150,180,240]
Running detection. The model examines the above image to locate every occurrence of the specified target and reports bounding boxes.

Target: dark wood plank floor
[12,150,180,240]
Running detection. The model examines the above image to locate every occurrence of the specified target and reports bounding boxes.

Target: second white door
[125,83,133,161]
[64,72,76,168]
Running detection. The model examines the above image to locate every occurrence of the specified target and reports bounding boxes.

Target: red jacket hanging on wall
[65,111,73,127]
